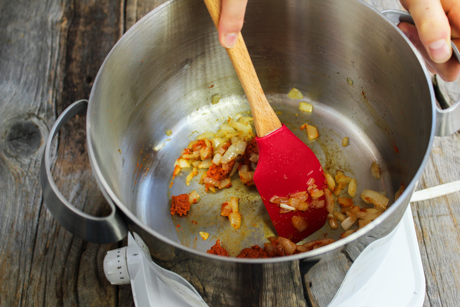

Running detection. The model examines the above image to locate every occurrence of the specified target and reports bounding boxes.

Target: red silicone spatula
[204,0,328,243]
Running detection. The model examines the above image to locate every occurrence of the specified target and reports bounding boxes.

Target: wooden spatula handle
[203,0,282,137]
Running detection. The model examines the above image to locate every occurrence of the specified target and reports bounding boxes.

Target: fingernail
[224,33,237,48]
[428,39,451,63]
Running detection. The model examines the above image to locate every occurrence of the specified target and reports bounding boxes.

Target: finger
[398,22,460,81]
[401,0,451,63]
[443,0,460,38]
[218,0,248,48]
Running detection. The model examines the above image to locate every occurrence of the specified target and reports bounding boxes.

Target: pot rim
[86,0,436,264]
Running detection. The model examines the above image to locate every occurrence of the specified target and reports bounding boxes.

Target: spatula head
[254,125,327,243]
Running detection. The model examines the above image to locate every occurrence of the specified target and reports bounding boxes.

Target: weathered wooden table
[1,0,459,306]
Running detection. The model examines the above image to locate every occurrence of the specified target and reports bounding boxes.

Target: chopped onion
[198,159,212,169]
[173,165,181,177]
[328,218,339,229]
[181,154,196,160]
[219,123,237,134]
[324,188,334,213]
[325,173,336,191]
[229,119,252,134]
[335,172,351,185]
[298,201,309,211]
[291,191,308,202]
[362,208,381,221]
[292,216,308,232]
[264,243,276,254]
[212,153,222,165]
[288,88,304,99]
[360,189,389,209]
[249,153,259,163]
[270,195,288,204]
[278,237,297,255]
[299,102,313,113]
[203,176,220,187]
[219,178,232,189]
[371,162,381,179]
[217,146,227,155]
[239,167,254,183]
[341,215,357,231]
[238,116,253,126]
[240,164,249,173]
[296,245,309,252]
[235,140,248,155]
[211,94,220,105]
[333,210,346,222]
[291,191,307,198]
[186,168,198,186]
[348,178,357,197]
[307,125,319,140]
[299,238,335,252]
[229,197,239,213]
[189,190,200,204]
[353,209,367,219]
[178,159,191,168]
[332,183,343,196]
[288,197,301,209]
[231,136,241,144]
[199,232,209,240]
[310,199,325,209]
[280,204,296,211]
[310,189,324,199]
[221,202,233,216]
[222,162,231,171]
[229,162,239,177]
[196,131,215,140]
[211,137,226,150]
[338,197,353,207]
[221,143,239,163]
[200,145,212,160]
[229,212,241,229]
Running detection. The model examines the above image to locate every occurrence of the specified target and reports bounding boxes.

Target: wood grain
[1,0,460,306]
[203,0,281,137]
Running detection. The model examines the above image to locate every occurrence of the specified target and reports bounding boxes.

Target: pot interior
[88,0,433,256]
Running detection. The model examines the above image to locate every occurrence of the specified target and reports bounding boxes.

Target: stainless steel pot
[40,0,460,306]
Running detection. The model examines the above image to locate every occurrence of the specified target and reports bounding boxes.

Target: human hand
[217,0,248,48]
[398,0,460,81]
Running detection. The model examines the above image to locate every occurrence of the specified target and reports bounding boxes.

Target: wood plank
[0,0,131,306]
[412,134,460,307]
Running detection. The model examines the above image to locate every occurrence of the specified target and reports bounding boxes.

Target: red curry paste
[206,160,235,181]
[170,194,190,216]
[207,239,229,256]
[236,245,270,258]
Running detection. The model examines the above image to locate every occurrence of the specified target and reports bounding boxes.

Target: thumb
[405,0,452,63]
[218,0,248,48]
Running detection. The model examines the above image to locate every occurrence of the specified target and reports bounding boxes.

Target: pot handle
[40,99,128,243]
[382,9,460,136]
